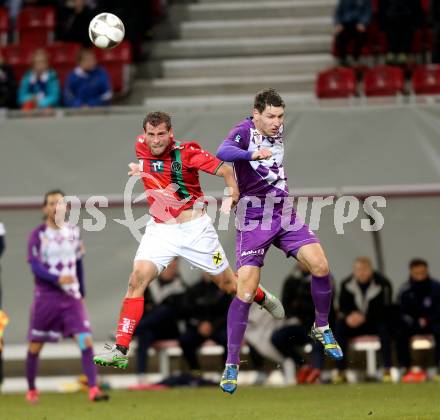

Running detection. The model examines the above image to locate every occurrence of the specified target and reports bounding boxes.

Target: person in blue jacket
[18,49,60,110]
[64,49,113,108]
[334,0,372,66]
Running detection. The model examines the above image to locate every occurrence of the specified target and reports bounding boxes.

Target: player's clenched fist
[251,149,272,160]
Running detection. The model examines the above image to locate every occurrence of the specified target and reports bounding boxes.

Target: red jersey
[135,135,224,223]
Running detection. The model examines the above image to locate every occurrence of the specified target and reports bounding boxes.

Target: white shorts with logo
[134,214,229,275]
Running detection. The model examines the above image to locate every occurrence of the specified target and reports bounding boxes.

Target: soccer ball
[89,13,125,49]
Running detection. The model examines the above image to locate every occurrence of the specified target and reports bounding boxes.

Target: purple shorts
[28,293,91,342]
[235,205,319,269]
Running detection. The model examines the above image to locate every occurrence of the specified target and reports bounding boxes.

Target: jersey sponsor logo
[171,161,182,172]
[251,129,263,145]
[234,134,241,143]
[240,248,265,257]
[213,250,224,266]
[150,160,164,173]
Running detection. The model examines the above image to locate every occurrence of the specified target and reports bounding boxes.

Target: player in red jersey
[94,111,284,369]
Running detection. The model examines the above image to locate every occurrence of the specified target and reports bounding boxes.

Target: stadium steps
[142,92,315,110]
[179,16,333,39]
[169,0,336,21]
[132,74,314,103]
[129,0,337,106]
[159,54,334,78]
[150,35,331,60]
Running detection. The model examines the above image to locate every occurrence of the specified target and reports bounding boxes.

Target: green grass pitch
[1,383,439,420]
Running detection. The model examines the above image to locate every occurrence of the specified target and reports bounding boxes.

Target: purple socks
[81,347,97,388]
[226,297,251,365]
[26,352,39,390]
[311,273,332,328]
[26,348,97,391]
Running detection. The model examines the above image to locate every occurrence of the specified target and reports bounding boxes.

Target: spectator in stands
[395,258,440,383]
[271,262,331,384]
[64,49,112,107]
[334,0,372,66]
[0,49,16,108]
[0,222,5,388]
[179,272,230,372]
[57,0,95,47]
[378,0,423,65]
[17,49,60,110]
[335,256,393,382]
[133,258,186,386]
[431,0,440,63]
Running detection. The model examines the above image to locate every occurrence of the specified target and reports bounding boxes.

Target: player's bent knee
[310,258,329,277]
[28,341,44,355]
[129,268,152,293]
[76,332,92,350]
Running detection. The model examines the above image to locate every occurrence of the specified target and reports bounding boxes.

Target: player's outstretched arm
[216,164,239,209]
[216,138,253,162]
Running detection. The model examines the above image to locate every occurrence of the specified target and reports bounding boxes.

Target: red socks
[115,297,144,348]
[254,287,266,304]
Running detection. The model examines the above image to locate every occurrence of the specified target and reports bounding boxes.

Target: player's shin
[115,297,144,352]
[26,352,39,391]
[311,274,332,328]
[226,297,251,366]
[81,347,98,387]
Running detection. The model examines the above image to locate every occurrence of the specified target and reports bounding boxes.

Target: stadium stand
[316,67,357,98]
[0,7,7,46]
[363,65,404,97]
[16,6,56,48]
[412,65,440,94]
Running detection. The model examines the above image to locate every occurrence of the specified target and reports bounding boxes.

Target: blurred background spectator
[57,0,95,47]
[431,0,440,63]
[133,258,186,387]
[0,49,15,108]
[334,257,393,382]
[63,48,112,107]
[270,262,329,384]
[378,0,423,65]
[334,0,372,66]
[17,48,60,109]
[179,272,230,372]
[396,259,440,383]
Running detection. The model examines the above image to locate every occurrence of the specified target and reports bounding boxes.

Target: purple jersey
[28,223,83,300]
[217,117,289,200]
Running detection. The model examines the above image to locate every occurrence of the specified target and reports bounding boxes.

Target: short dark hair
[254,88,285,113]
[43,189,65,206]
[143,111,172,131]
[409,258,428,269]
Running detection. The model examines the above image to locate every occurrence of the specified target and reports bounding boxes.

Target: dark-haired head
[252,89,285,137]
[43,189,65,206]
[409,258,429,282]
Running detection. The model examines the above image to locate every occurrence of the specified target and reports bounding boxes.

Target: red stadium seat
[363,65,404,96]
[316,67,357,99]
[46,42,81,86]
[411,28,432,55]
[1,44,35,82]
[95,41,132,94]
[16,7,55,48]
[412,65,440,94]
[0,7,8,46]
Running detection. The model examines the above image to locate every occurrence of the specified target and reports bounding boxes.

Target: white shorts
[134,214,230,275]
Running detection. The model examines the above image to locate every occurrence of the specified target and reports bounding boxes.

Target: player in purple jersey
[216,89,343,394]
[25,190,108,403]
